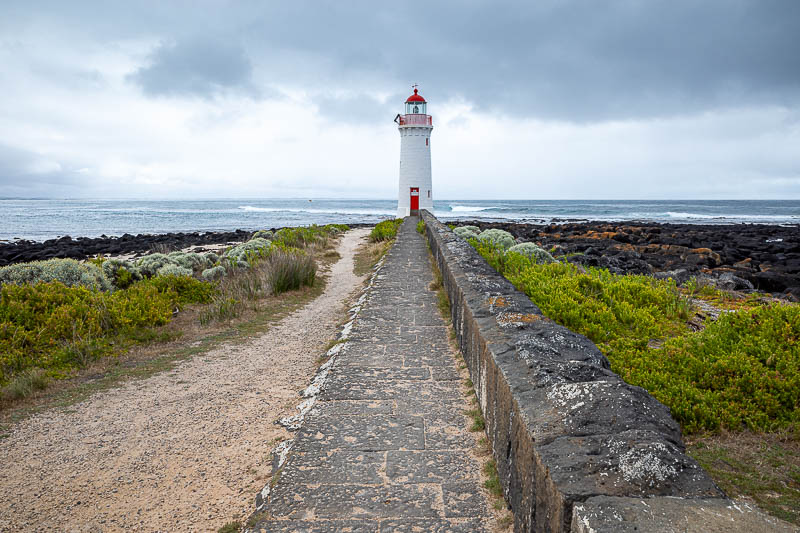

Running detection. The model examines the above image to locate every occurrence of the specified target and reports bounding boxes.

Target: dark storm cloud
[4,0,800,119]
[128,38,255,98]
[260,0,800,120]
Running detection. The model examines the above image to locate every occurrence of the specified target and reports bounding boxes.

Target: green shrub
[477,229,515,250]
[416,220,426,234]
[265,249,317,295]
[223,238,272,265]
[144,275,215,306]
[202,265,227,281]
[507,242,556,264]
[0,258,111,291]
[157,264,193,277]
[631,304,800,433]
[168,251,213,271]
[0,280,177,384]
[106,282,174,329]
[324,223,350,233]
[272,228,304,248]
[370,219,403,242]
[454,226,480,240]
[252,229,273,240]
[101,259,143,289]
[470,240,800,434]
[136,253,176,277]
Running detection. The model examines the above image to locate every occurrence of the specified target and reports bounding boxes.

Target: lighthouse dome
[406,88,426,103]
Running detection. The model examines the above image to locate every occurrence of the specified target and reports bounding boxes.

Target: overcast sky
[1,0,798,199]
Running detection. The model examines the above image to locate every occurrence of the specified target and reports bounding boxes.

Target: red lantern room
[405,88,427,114]
[395,86,433,127]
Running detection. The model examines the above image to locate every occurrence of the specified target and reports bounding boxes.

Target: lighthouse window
[413,105,419,113]
[427,190,431,198]
[426,138,428,146]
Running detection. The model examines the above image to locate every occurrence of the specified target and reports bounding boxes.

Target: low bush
[325,223,350,233]
[0,280,171,385]
[507,242,555,264]
[144,275,215,306]
[453,226,480,240]
[0,274,215,387]
[0,258,111,291]
[168,251,214,271]
[202,265,227,281]
[222,238,272,266]
[101,259,143,289]
[370,219,403,242]
[137,253,179,278]
[470,239,800,434]
[477,228,515,250]
[157,264,193,277]
[252,229,273,240]
[634,304,800,432]
[416,220,426,234]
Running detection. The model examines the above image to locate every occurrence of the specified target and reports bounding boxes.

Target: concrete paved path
[250,217,491,532]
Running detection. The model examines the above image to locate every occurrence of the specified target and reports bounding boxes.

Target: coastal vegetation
[466,229,800,523]
[350,218,404,276]
[369,218,403,242]
[470,235,798,434]
[0,224,347,403]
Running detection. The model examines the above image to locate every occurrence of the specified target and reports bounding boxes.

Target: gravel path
[0,229,371,533]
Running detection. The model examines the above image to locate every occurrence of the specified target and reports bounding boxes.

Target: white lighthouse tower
[394,85,433,218]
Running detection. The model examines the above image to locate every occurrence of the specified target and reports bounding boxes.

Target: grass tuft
[217,521,241,533]
[265,249,317,296]
[688,432,800,525]
[353,240,393,276]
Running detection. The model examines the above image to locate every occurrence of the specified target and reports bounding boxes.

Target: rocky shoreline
[0,224,372,266]
[3,220,799,300]
[452,220,800,300]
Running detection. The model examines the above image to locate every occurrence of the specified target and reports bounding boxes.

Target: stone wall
[419,211,795,533]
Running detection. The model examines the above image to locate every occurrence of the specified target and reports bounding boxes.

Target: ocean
[1,199,798,242]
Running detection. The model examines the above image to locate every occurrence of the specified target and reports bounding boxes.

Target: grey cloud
[240,0,800,120]
[128,38,255,98]
[4,0,800,120]
[0,144,83,197]
[314,94,402,124]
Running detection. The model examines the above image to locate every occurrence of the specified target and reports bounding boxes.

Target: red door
[410,187,419,213]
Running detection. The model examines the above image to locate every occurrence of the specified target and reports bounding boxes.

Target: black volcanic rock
[451,220,800,298]
[0,224,371,267]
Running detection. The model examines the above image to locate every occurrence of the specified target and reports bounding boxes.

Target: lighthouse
[394,85,433,218]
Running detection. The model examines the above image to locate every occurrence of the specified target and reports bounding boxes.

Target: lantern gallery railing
[396,114,433,126]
